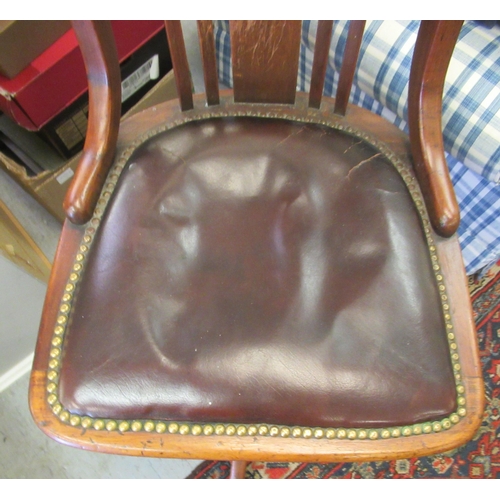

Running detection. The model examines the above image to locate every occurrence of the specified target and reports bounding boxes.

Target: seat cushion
[59,116,457,429]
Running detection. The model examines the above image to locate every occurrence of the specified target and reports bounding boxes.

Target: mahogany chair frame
[29,20,484,473]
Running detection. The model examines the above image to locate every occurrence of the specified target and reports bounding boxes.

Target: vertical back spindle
[197,21,220,106]
[334,20,366,115]
[308,21,333,109]
[230,21,302,104]
[165,21,194,111]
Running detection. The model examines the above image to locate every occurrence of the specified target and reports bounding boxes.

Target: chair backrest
[67,20,463,238]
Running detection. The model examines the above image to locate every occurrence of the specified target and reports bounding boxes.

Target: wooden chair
[29,21,484,479]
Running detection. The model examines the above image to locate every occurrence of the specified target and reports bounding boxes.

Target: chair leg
[229,460,248,479]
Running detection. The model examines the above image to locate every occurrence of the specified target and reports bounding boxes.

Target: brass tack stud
[52,404,62,415]
[432,422,442,432]
[450,342,457,350]
[247,425,258,436]
[369,431,378,440]
[47,382,57,393]
[314,429,324,439]
[60,304,70,314]
[458,408,467,417]
[454,363,461,371]
[237,426,247,436]
[402,427,412,437]
[156,422,167,433]
[48,359,59,369]
[423,424,432,434]
[179,424,190,435]
[65,284,75,292]
[62,293,72,302]
[119,421,130,432]
[226,425,236,436]
[56,316,67,325]
[131,421,143,432]
[381,430,391,439]
[59,411,70,422]
[203,425,214,436]
[144,421,155,432]
[50,348,61,359]
[192,425,202,436]
[391,429,401,438]
[302,428,313,439]
[269,426,279,437]
[441,419,451,430]
[51,337,62,347]
[259,425,269,436]
[214,425,225,436]
[47,370,58,381]
[457,397,466,406]
[450,414,460,424]
[47,394,57,405]
[168,423,179,434]
[347,430,357,440]
[93,420,105,431]
[412,425,422,435]
[70,415,81,427]
[81,417,93,429]
[73,264,82,272]
[280,427,290,438]
[291,427,302,438]
[69,273,78,282]
[325,429,335,439]
[337,429,347,439]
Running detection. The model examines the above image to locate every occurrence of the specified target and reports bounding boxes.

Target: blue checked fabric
[212,21,500,275]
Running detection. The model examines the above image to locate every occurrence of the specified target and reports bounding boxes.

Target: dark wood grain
[334,20,366,115]
[308,21,334,109]
[230,21,302,104]
[165,21,194,111]
[63,21,121,225]
[408,20,463,238]
[197,21,219,105]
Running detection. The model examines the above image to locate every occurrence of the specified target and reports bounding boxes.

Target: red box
[0,21,165,131]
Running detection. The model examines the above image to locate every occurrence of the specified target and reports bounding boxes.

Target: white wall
[0,254,46,383]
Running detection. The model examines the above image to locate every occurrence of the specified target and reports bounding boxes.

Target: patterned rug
[188,260,500,478]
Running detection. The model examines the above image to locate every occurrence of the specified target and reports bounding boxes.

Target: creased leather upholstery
[59,117,456,428]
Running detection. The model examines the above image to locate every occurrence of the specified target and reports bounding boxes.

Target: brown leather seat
[30,21,484,474]
[60,117,456,429]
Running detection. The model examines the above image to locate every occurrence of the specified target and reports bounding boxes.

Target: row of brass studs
[46,107,466,438]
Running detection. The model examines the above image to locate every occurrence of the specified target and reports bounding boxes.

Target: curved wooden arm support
[409,21,463,238]
[63,21,121,225]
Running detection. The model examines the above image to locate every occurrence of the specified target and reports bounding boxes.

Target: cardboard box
[0,70,178,223]
[40,29,171,158]
[0,21,71,79]
[0,21,165,131]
